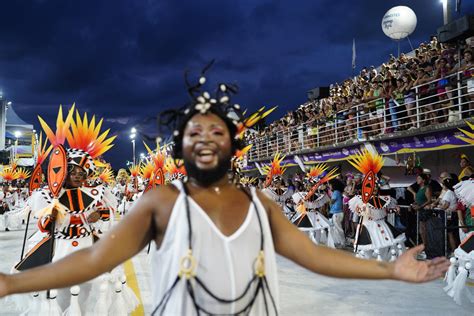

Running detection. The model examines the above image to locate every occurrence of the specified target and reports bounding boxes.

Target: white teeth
[199,149,213,155]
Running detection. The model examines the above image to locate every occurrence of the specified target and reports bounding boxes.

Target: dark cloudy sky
[0,0,472,168]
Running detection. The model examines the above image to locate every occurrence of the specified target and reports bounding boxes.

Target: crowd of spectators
[246,36,474,158]
[250,155,474,259]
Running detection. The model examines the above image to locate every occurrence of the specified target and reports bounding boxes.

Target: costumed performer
[348,149,407,261]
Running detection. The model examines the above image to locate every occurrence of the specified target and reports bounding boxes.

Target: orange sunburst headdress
[16,167,31,181]
[98,168,115,185]
[66,110,116,177]
[165,158,187,182]
[262,153,287,187]
[0,167,19,183]
[348,149,384,203]
[456,120,474,145]
[143,142,166,170]
[306,163,328,183]
[303,163,339,202]
[140,160,154,181]
[38,105,75,147]
[129,164,140,178]
[143,141,167,187]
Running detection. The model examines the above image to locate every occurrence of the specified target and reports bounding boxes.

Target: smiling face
[65,165,86,188]
[182,113,232,169]
[181,113,233,186]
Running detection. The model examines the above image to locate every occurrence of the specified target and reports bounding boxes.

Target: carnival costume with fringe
[11,105,139,316]
[261,153,293,220]
[444,122,474,306]
[347,150,406,261]
[291,164,339,246]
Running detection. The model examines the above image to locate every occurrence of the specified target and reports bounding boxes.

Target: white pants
[329,212,345,247]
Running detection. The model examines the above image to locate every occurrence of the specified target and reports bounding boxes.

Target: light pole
[130,127,137,166]
[441,0,451,25]
[14,130,22,160]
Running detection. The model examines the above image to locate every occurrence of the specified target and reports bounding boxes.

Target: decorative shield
[47,145,68,197]
[29,164,44,195]
[361,170,376,204]
[153,168,165,186]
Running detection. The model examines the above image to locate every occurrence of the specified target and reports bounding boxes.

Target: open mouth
[195,149,217,164]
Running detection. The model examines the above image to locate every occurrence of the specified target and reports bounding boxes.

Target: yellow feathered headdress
[16,167,31,181]
[66,110,117,176]
[348,149,384,202]
[98,168,115,185]
[0,167,19,182]
[262,152,287,187]
[165,158,187,182]
[348,149,384,176]
[236,106,277,139]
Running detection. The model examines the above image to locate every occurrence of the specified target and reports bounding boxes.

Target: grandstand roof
[6,104,33,129]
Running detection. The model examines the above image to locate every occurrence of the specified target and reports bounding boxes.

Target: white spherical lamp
[381,6,417,40]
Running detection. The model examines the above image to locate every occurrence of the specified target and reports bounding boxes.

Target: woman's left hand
[391,245,450,283]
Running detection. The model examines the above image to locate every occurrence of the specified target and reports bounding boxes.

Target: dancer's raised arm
[0,187,172,297]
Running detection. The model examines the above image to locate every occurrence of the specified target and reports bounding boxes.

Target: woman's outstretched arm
[259,191,450,283]
[0,188,164,297]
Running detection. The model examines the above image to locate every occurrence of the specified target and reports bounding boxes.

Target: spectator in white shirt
[434,178,459,252]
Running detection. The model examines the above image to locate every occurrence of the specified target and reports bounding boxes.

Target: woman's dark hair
[418,173,429,183]
[329,179,345,192]
[442,178,455,191]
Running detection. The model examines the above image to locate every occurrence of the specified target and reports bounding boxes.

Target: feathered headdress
[66,110,116,176]
[143,141,167,187]
[0,167,18,182]
[140,160,154,181]
[16,167,31,181]
[239,176,257,187]
[129,164,140,178]
[38,105,75,147]
[97,168,115,185]
[456,120,474,145]
[304,164,339,202]
[262,153,287,187]
[165,158,187,182]
[29,132,52,194]
[348,149,384,203]
[158,60,265,162]
[348,149,384,176]
[306,164,328,183]
[36,132,53,166]
[158,60,241,138]
[236,106,277,139]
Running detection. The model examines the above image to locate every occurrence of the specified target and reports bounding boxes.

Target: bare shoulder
[140,184,180,211]
[131,183,181,243]
[255,189,280,215]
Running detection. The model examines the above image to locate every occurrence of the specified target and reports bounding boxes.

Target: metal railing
[247,69,474,161]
